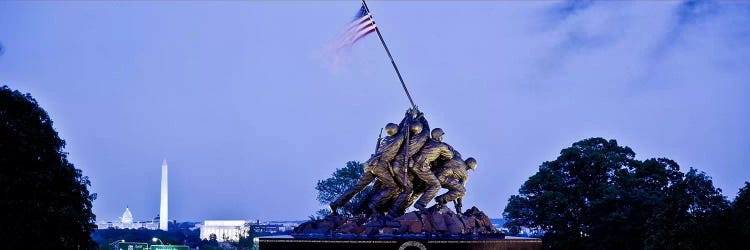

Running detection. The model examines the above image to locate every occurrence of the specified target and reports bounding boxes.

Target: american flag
[336,4,377,49]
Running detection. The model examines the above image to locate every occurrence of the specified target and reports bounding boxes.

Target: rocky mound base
[293,205,502,237]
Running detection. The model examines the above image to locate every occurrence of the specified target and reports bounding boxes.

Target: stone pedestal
[279,204,543,249]
[257,236,542,250]
[294,206,499,236]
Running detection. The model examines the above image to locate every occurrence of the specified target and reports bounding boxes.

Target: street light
[109,240,125,249]
[152,237,164,245]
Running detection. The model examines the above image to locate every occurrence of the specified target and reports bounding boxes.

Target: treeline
[92,223,202,249]
[92,222,285,250]
[503,138,750,249]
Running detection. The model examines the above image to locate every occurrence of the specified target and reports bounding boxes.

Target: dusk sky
[1,1,748,222]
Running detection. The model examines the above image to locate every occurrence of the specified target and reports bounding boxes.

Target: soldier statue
[329,122,404,216]
[330,109,481,218]
[388,110,430,216]
[396,128,453,213]
[434,157,477,214]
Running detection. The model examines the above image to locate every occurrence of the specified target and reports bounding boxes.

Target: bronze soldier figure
[397,128,459,214]
[400,148,462,214]
[388,110,430,216]
[399,128,453,213]
[329,122,404,216]
[434,157,477,214]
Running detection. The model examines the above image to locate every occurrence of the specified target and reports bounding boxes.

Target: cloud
[652,0,720,59]
[529,0,750,91]
[546,1,595,24]
[532,2,629,82]
[675,0,719,26]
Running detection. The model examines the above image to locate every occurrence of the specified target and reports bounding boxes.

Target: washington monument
[160,159,168,231]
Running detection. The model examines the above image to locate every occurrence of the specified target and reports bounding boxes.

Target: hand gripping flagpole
[361,0,417,111]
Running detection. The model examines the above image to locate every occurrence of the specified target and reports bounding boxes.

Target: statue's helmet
[465,157,477,170]
[385,123,398,136]
[410,122,423,134]
[431,128,445,141]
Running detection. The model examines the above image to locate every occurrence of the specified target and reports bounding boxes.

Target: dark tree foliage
[198,236,221,250]
[644,168,730,249]
[315,161,371,216]
[0,86,97,249]
[727,182,750,247]
[503,137,732,250]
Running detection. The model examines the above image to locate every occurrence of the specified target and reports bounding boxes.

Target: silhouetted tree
[198,233,221,250]
[727,182,750,247]
[503,138,731,249]
[315,161,371,216]
[644,168,730,249]
[0,85,97,249]
[505,138,642,248]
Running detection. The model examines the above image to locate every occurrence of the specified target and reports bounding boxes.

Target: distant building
[95,160,170,231]
[253,224,284,233]
[97,207,159,230]
[121,207,133,224]
[200,220,249,242]
[253,221,300,233]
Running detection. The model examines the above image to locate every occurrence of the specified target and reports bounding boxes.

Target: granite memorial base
[274,204,543,249]
[257,236,542,250]
[294,206,499,236]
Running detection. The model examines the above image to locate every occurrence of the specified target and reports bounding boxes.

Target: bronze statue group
[330,108,477,217]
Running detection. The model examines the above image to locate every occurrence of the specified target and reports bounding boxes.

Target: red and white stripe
[336,14,377,49]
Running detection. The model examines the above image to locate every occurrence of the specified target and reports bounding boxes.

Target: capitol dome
[121,207,133,224]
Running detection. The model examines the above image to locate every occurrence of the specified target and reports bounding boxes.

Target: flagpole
[361,0,417,111]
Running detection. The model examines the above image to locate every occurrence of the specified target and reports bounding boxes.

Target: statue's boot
[369,206,380,216]
[386,210,400,218]
[329,203,339,216]
[383,213,394,221]
[435,196,447,205]
[414,203,429,214]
